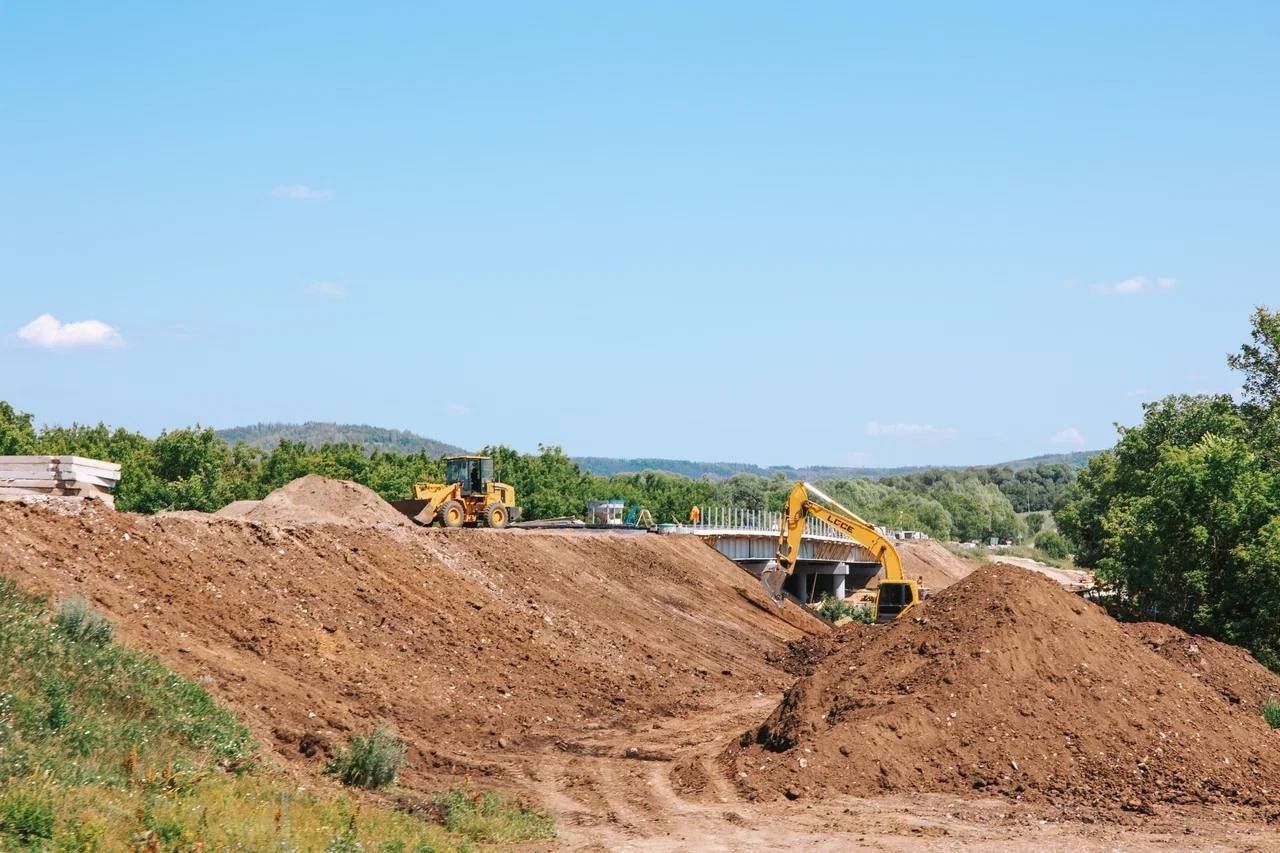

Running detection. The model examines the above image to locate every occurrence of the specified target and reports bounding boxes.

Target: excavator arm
[762,482,920,623]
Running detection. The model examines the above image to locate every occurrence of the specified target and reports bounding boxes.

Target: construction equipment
[761,481,921,623]
[391,455,520,528]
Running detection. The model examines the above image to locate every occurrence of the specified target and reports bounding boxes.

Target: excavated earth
[5,482,1280,849]
[729,564,1280,824]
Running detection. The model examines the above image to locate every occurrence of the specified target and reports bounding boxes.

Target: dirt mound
[897,539,975,592]
[1127,621,1280,710]
[213,499,260,519]
[243,475,411,530]
[766,622,876,677]
[729,564,1280,817]
[0,498,817,797]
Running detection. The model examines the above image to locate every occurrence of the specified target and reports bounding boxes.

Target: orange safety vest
[689,505,701,523]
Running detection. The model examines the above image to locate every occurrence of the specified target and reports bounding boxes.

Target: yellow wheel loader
[761,481,922,623]
[391,455,520,528]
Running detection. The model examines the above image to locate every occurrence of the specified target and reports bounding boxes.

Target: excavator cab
[446,456,493,495]
[874,580,921,623]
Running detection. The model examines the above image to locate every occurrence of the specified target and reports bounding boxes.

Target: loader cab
[445,455,493,496]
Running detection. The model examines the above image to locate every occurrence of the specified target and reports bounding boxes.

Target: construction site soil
[4,481,1280,849]
[731,564,1280,823]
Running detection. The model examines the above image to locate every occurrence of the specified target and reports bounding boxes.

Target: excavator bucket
[390,499,435,526]
[759,560,787,607]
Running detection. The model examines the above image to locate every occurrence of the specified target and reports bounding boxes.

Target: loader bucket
[759,560,787,607]
[390,499,435,526]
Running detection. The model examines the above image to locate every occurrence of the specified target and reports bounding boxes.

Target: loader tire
[485,504,509,529]
[438,500,466,528]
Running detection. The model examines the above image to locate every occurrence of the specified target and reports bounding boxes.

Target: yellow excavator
[761,481,921,623]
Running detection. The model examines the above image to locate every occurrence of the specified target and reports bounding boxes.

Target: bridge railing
[688,506,852,541]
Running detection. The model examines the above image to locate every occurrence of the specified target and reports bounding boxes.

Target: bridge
[668,506,885,603]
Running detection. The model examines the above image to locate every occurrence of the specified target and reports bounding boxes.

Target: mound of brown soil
[213,499,260,518]
[1127,622,1280,710]
[0,494,818,796]
[897,539,975,592]
[243,475,410,530]
[729,564,1280,816]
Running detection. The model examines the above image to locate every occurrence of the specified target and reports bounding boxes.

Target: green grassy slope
[0,579,551,851]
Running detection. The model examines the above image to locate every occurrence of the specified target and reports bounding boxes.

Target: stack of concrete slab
[0,455,121,508]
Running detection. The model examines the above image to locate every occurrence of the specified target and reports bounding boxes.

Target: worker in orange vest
[689,505,702,525]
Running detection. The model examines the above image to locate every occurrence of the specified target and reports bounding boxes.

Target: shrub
[0,792,55,845]
[431,787,555,843]
[326,724,406,789]
[815,594,873,624]
[1263,697,1280,729]
[1034,530,1070,560]
[53,595,113,645]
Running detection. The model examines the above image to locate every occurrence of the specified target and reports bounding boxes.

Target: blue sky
[2,3,1276,467]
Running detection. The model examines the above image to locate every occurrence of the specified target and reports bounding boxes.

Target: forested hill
[214,422,1098,478]
[215,422,466,456]
[574,450,1099,481]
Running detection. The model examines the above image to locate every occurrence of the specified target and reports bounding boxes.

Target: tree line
[1056,306,1280,670]
[0,403,1067,543]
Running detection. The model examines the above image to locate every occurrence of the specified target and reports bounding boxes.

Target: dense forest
[1057,307,1280,670]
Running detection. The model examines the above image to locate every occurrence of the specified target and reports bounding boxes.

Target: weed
[327,724,406,789]
[43,678,69,733]
[1262,697,1280,729]
[0,792,55,846]
[815,594,873,624]
[431,787,555,844]
[53,595,113,645]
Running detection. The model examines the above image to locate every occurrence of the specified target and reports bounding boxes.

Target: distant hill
[216,422,467,456]
[215,421,1102,477]
[572,457,926,481]
[573,450,1102,481]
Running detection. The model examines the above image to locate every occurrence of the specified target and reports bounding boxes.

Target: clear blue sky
[2,3,1276,467]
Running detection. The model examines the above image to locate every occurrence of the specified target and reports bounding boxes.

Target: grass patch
[0,576,549,851]
[326,724,406,789]
[0,791,54,846]
[432,786,556,844]
[1263,697,1280,729]
[815,594,873,624]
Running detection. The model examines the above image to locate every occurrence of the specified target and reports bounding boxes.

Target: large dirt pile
[241,474,411,530]
[730,564,1280,816]
[897,539,975,592]
[0,488,818,795]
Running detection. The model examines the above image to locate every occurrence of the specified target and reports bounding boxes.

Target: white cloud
[864,421,957,438]
[1050,427,1086,449]
[17,314,123,349]
[1091,276,1175,296]
[271,184,334,202]
[446,402,471,417]
[305,281,347,299]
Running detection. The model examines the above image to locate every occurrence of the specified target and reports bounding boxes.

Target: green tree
[1228,306,1280,412]
[0,401,37,454]
[1056,309,1280,670]
[1033,529,1068,559]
